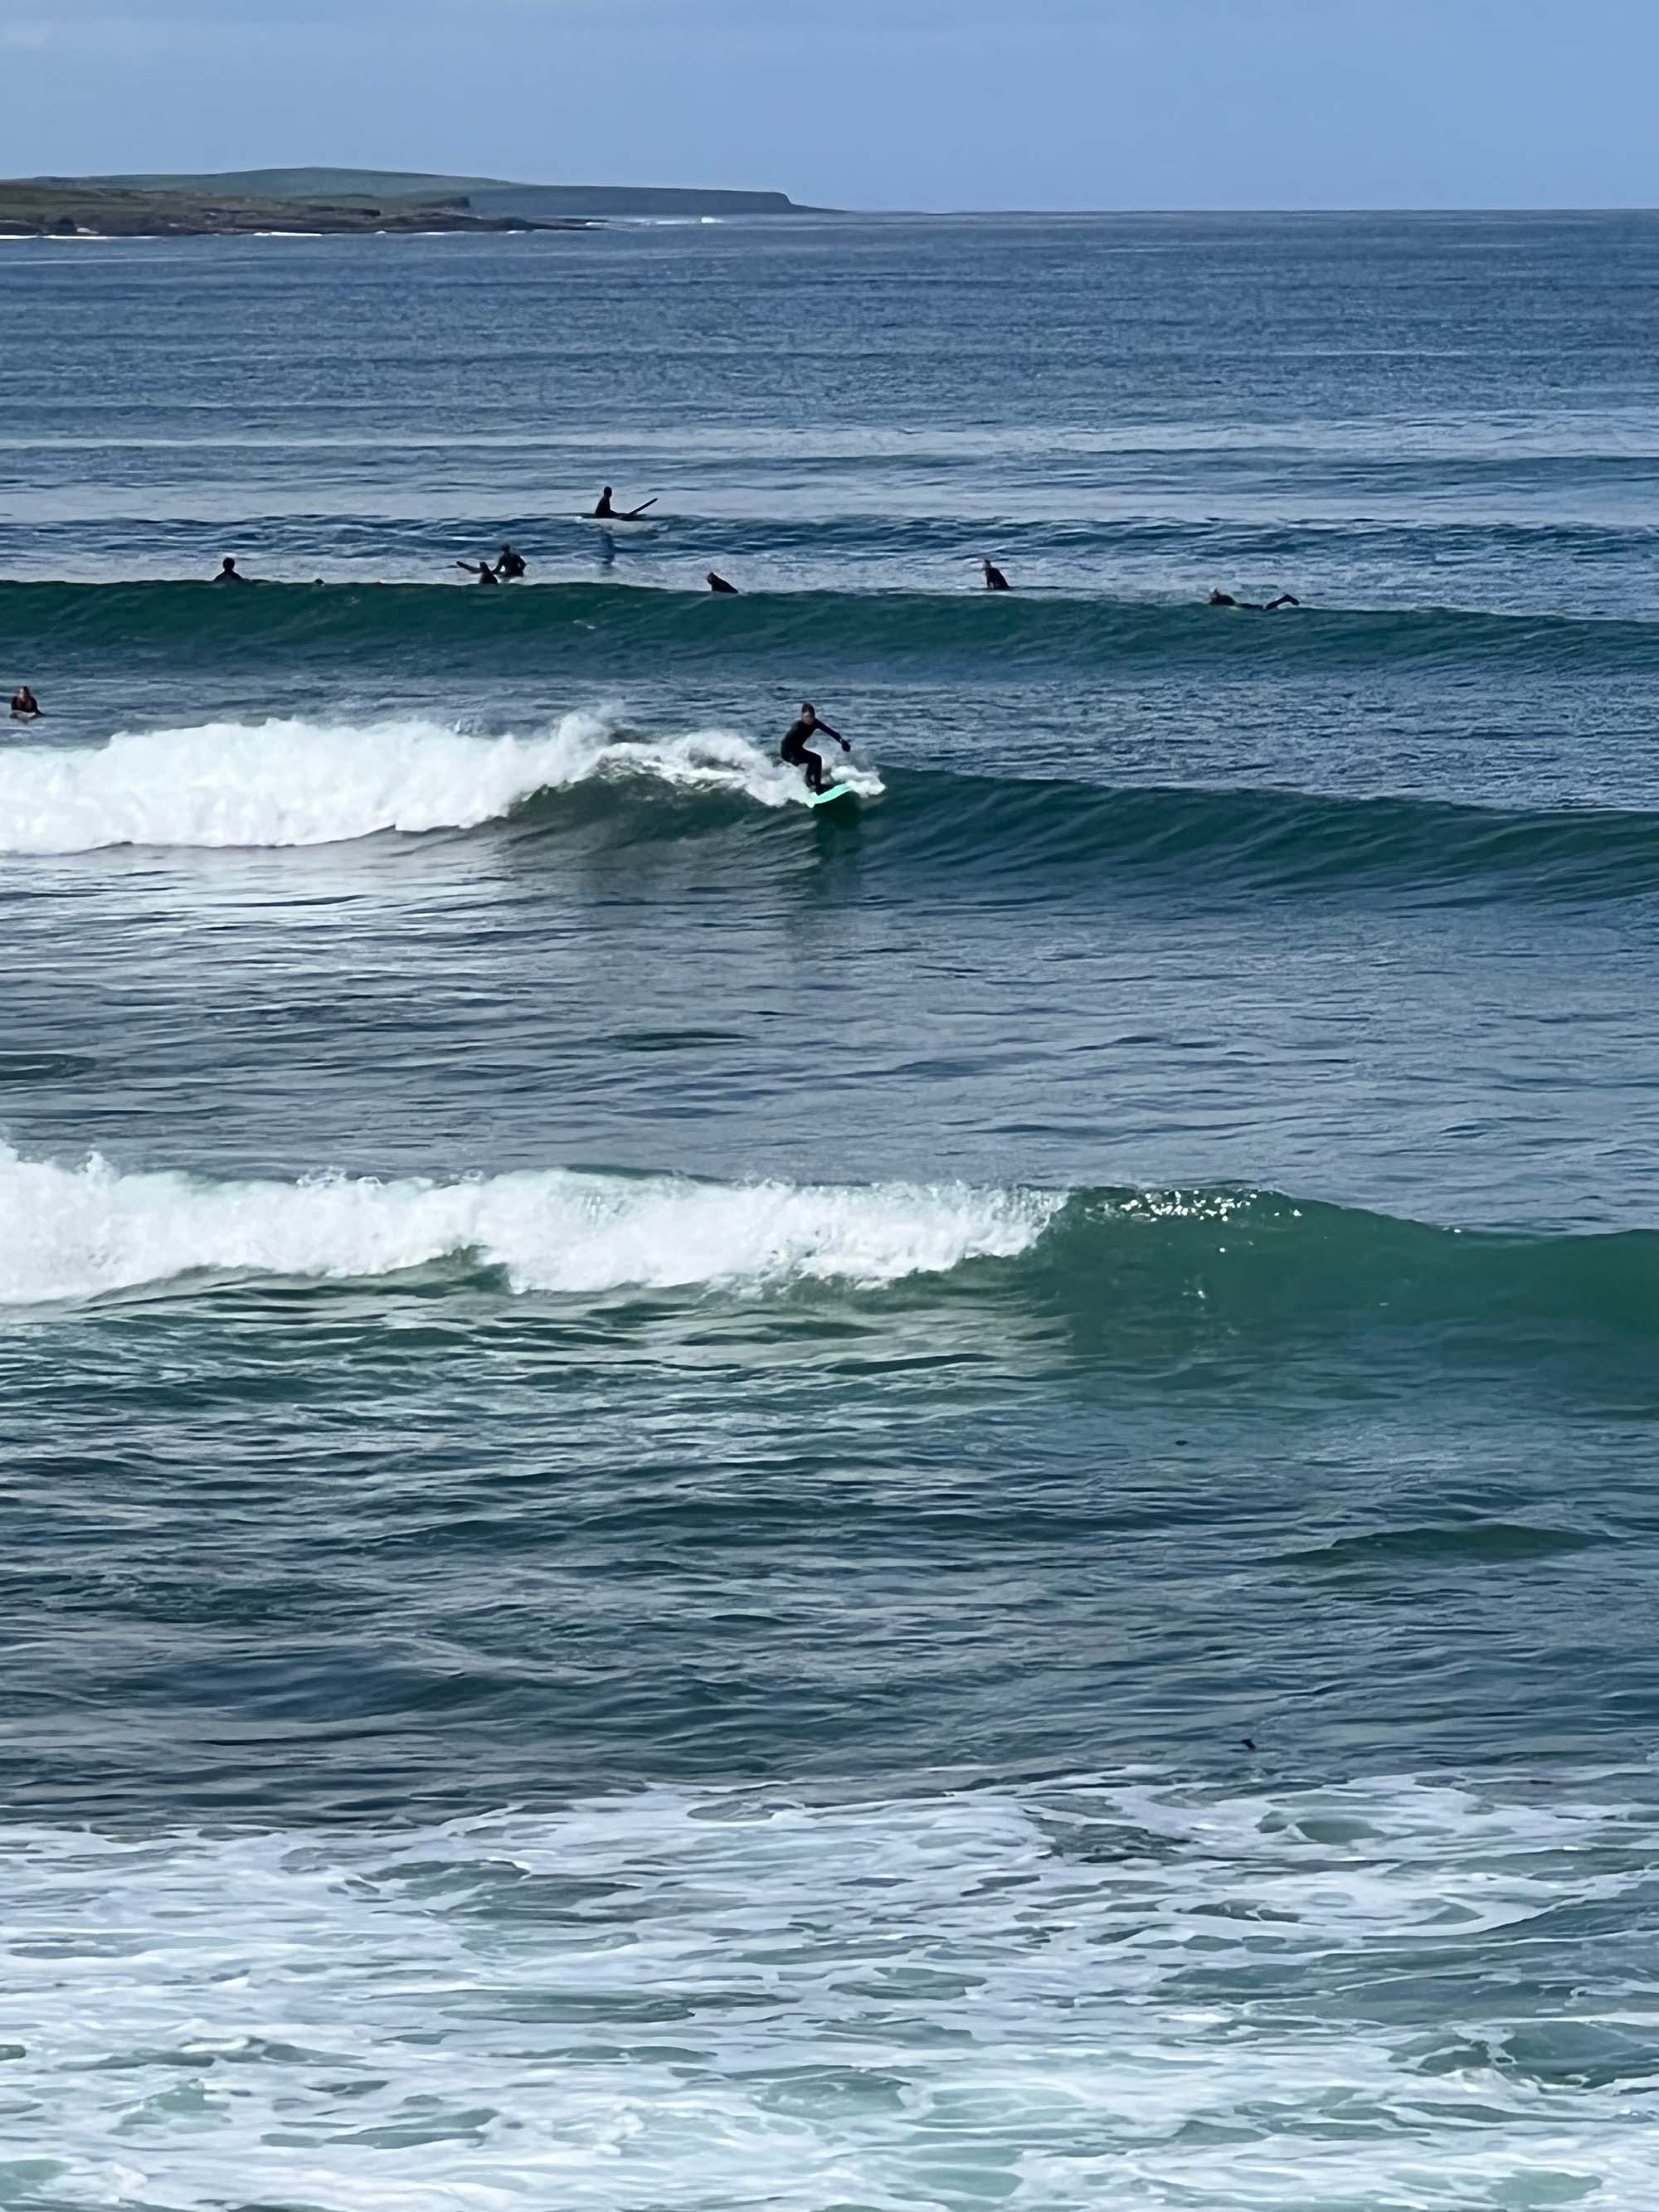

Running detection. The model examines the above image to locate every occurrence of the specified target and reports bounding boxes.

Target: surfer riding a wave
[780,702,850,795]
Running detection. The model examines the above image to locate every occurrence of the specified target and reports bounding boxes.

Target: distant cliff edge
[0,167,825,236]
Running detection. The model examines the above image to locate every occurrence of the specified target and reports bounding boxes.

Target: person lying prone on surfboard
[780,702,849,794]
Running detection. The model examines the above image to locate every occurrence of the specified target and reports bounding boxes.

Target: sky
[4,0,1659,211]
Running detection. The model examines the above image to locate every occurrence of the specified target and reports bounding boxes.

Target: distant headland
[0,167,820,239]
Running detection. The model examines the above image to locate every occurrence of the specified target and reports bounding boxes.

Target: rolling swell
[8,577,1659,676]
[8,717,1659,902]
[7,1145,1659,1354]
[864,774,1659,902]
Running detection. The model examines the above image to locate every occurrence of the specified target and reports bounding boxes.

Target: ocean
[2,211,1659,2209]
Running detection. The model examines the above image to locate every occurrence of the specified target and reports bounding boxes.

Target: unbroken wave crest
[0,712,883,853]
[12,577,1659,677]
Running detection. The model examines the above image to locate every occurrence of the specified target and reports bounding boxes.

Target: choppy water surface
[4,214,1659,2210]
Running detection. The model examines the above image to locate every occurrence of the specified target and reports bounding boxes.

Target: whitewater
[0,713,886,853]
[0,1144,1057,1303]
[8,1768,1656,2212]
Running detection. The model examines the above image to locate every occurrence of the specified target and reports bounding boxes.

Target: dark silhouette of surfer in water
[213,557,248,583]
[592,487,658,521]
[707,571,739,594]
[1208,588,1300,610]
[780,702,849,795]
[980,559,1012,591]
[455,545,523,582]
[9,685,41,719]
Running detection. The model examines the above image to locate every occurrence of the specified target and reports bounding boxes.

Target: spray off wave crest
[0,713,883,854]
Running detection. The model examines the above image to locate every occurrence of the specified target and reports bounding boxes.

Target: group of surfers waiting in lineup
[435,510,1303,609]
[10,489,1300,789]
[207,490,1304,615]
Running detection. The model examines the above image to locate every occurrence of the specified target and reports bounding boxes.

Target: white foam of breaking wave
[0,712,885,853]
[0,1769,1654,2211]
[0,1144,1058,1305]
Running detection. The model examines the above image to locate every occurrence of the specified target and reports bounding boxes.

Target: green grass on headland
[8,167,815,234]
[0,178,580,237]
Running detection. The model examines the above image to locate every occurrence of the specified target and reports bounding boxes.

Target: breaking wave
[0,713,883,853]
[0,1146,1056,1306]
[7,1146,1659,1346]
[6,714,1659,904]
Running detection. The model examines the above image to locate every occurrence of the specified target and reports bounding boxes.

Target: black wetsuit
[781,717,842,793]
[708,572,739,595]
[984,563,1011,591]
[498,550,526,580]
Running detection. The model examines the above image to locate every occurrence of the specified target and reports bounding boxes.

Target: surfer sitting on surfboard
[780,702,849,795]
[592,486,659,522]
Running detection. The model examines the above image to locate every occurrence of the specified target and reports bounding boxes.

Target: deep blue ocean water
[3,212,1659,2209]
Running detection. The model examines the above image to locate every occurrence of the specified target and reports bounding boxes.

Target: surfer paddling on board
[707,571,739,594]
[455,557,501,584]
[9,686,41,720]
[592,486,659,521]
[980,559,1012,591]
[780,702,850,795]
[1208,588,1300,610]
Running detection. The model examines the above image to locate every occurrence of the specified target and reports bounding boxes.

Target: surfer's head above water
[980,559,1011,591]
[214,557,246,583]
[1209,588,1300,610]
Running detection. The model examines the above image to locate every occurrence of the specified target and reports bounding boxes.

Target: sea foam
[0,1770,1649,2211]
[0,1145,1057,1305]
[0,712,884,853]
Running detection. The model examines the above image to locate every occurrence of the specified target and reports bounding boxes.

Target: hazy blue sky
[5,0,1658,210]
